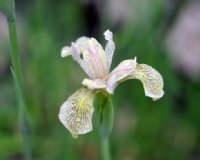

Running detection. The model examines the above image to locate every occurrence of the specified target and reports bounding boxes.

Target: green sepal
[97,92,114,138]
[0,0,15,22]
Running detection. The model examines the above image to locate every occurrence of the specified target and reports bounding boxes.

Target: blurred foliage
[1,0,200,159]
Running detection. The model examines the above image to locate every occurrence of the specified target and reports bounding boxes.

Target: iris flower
[59,30,164,138]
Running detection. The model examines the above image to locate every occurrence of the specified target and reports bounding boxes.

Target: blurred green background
[1,0,200,159]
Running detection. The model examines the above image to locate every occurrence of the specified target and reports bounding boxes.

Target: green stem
[7,20,22,84]
[5,2,32,159]
[100,136,111,160]
[97,94,113,160]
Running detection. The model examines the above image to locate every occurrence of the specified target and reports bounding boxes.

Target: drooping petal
[106,58,137,94]
[107,59,164,100]
[128,64,164,100]
[58,87,96,138]
[104,30,115,71]
[61,35,109,79]
[82,78,107,90]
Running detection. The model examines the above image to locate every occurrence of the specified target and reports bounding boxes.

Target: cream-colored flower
[59,30,164,138]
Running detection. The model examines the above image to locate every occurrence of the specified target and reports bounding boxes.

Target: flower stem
[100,136,111,160]
[97,94,114,160]
[5,1,32,159]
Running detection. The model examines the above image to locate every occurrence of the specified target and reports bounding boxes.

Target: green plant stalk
[5,2,32,160]
[11,68,31,160]
[100,136,111,160]
[98,94,113,160]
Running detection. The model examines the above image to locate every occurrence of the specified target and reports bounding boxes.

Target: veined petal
[82,78,107,90]
[106,58,137,94]
[80,38,109,78]
[129,64,164,100]
[58,87,96,138]
[104,30,115,71]
[71,42,94,78]
[61,35,109,79]
[107,58,164,100]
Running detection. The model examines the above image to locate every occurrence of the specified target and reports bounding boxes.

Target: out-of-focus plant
[0,0,31,159]
[58,30,164,160]
[166,1,200,79]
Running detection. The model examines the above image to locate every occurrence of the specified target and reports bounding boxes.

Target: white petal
[107,58,137,94]
[104,30,113,41]
[80,38,109,78]
[107,58,164,100]
[104,30,115,71]
[129,64,164,100]
[82,78,107,90]
[63,36,109,79]
[58,88,96,138]
[75,36,90,46]
[61,46,72,57]
[71,42,94,78]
